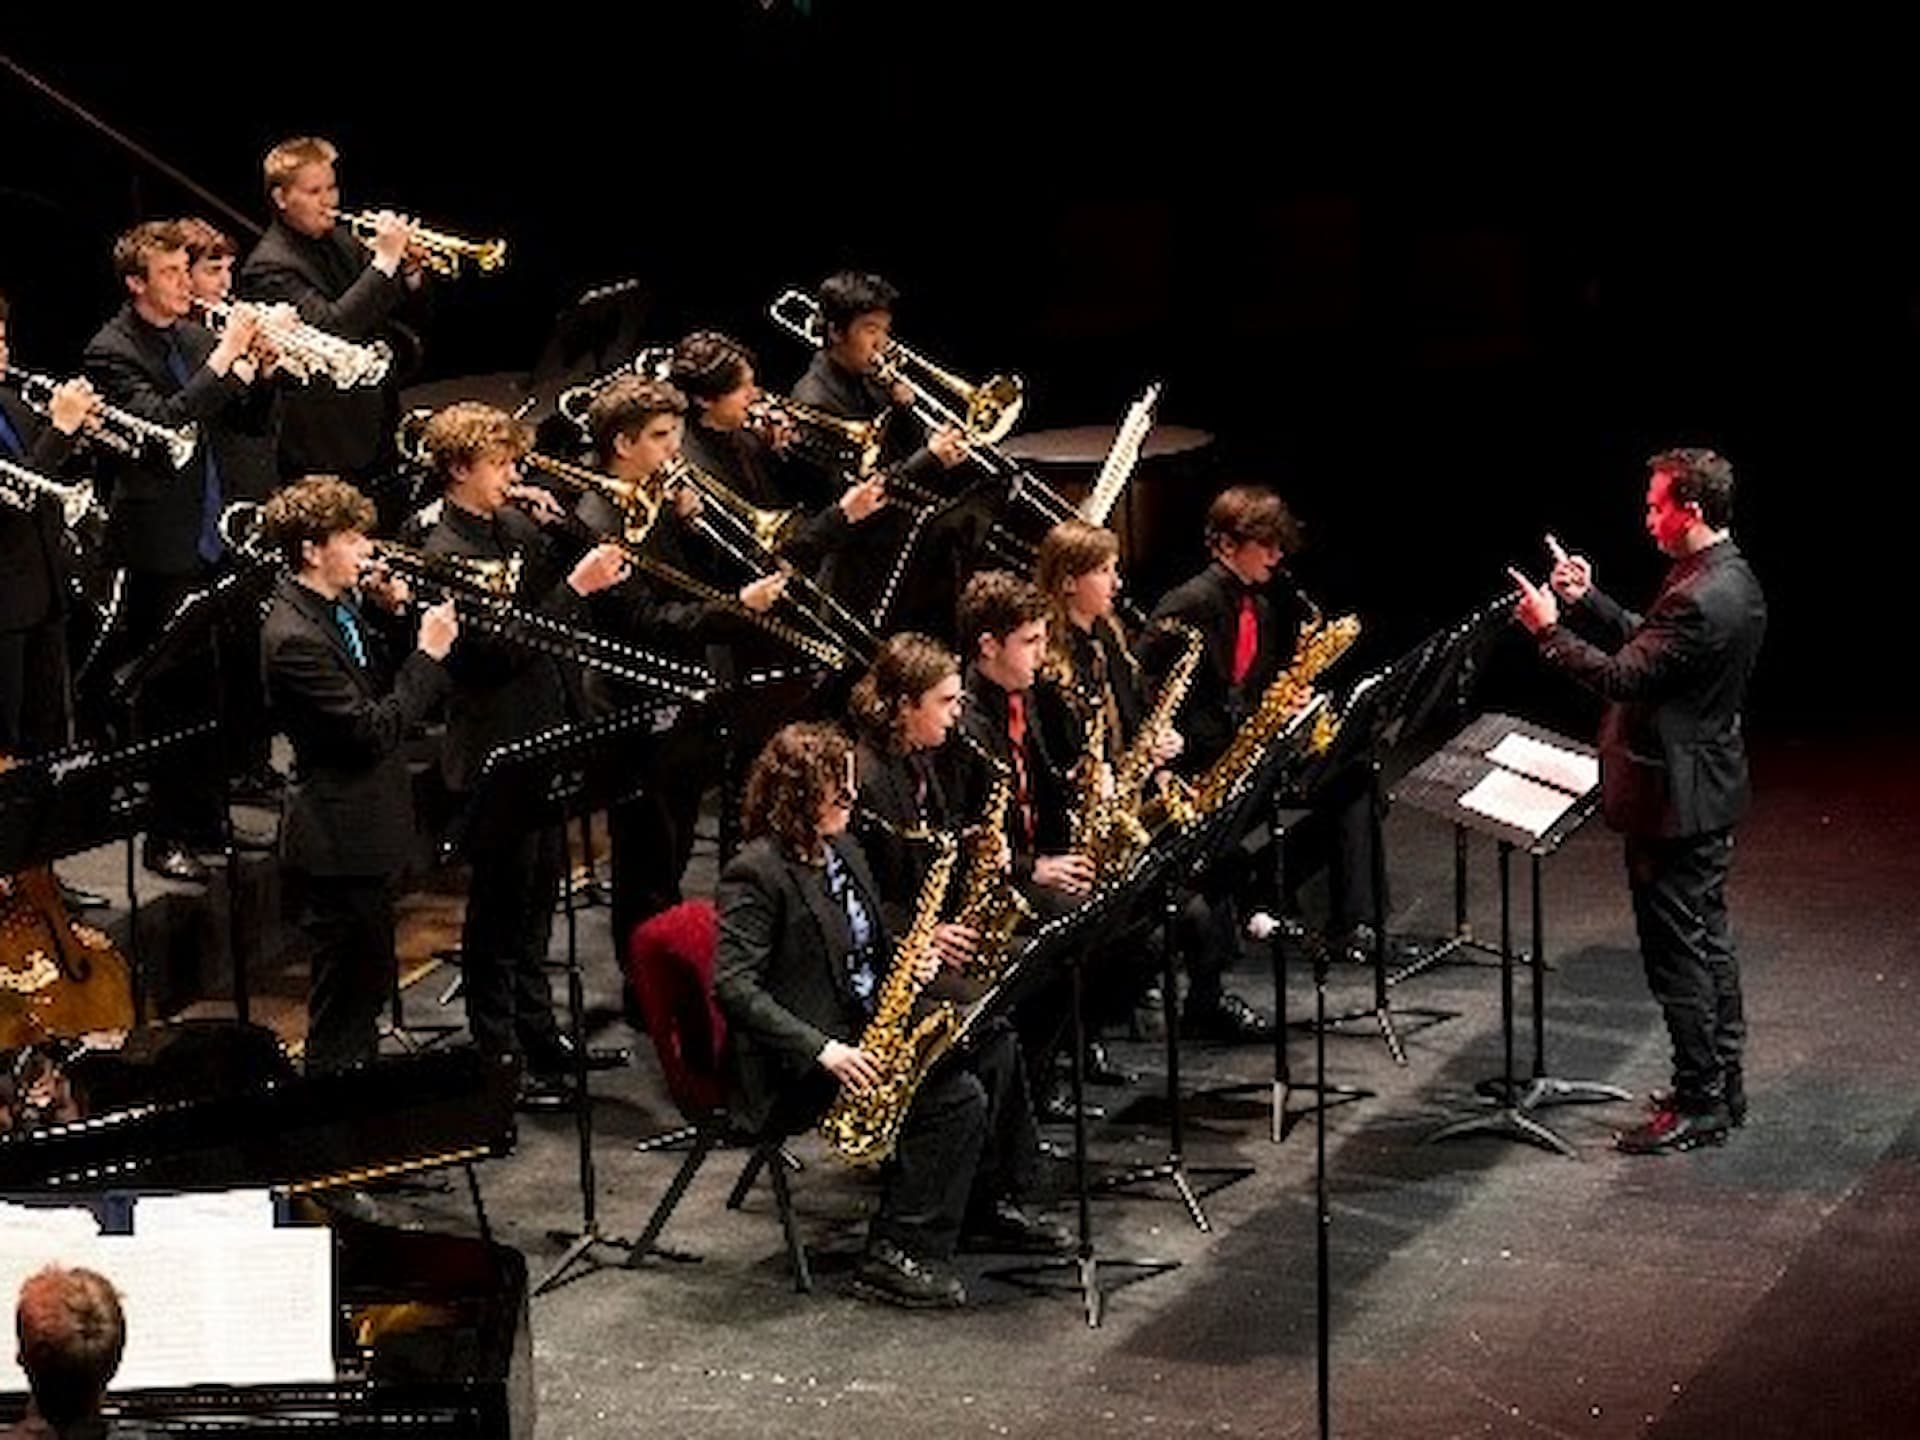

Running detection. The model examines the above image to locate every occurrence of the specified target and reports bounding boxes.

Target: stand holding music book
[1398,712,1630,1156]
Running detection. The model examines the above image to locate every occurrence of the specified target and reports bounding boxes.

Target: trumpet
[195,299,391,389]
[555,346,675,433]
[333,210,508,279]
[1,366,198,471]
[0,455,102,531]
[768,288,1024,446]
[747,390,887,476]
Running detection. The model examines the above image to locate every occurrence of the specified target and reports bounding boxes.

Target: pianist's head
[15,1265,125,1427]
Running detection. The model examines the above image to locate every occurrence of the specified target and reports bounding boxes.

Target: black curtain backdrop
[4,11,1912,734]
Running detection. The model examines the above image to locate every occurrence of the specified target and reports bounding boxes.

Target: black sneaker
[1652,1070,1746,1127]
[1616,1102,1731,1155]
[852,1239,966,1309]
[960,1199,1073,1256]
[1181,991,1275,1042]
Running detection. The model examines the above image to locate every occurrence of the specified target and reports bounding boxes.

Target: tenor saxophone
[818,834,962,1167]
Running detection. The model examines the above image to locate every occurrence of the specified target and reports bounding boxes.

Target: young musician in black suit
[0,292,98,758]
[417,402,629,1104]
[258,477,457,1072]
[84,221,279,882]
[1511,448,1767,1153]
[713,722,1064,1310]
[239,136,424,495]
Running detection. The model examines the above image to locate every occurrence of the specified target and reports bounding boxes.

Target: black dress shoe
[1082,1039,1136,1088]
[56,879,111,911]
[1181,991,1275,1042]
[189,817,276,854]
[142,839,210,884]
[229,767,286,804]
[525,1033,630,1075]
[514,1071,579,1113]
[960,1199,1074,1256]
[852,1238,966,1309]
[1616,1102,1731,1155]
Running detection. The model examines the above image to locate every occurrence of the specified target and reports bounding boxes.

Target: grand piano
[0,1025,532,1437]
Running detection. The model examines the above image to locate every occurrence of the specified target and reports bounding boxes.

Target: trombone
[555,346,674,433]
[1,366,198,471]
[747,391,887,477]
[769,288,1024,446]
[333,210,508,279]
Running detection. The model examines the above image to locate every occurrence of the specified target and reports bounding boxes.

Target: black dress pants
[297,873,394,1073]
[609,713,721,956]
[1625,828,1745,1106]
[120,567,224,842]
[0,619,71,756]
[460,821,564,1062]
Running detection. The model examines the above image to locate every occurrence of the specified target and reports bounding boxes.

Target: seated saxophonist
[714,722,1066,1310]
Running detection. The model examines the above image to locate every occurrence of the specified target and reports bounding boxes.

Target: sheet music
[1485,732,1599,796]
[1458,767,1578,838]
[134,1188,276,1234]
[102,1228,335,1390]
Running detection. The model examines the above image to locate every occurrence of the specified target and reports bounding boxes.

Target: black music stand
[979,844,1183,1328]
[448,702,669,1295]
[109,560,279,1026]
[0,723,219,1024]
[1400,713,1631,1156]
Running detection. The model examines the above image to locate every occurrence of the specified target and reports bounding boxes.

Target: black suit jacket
[1538,538,1766,838]
[261,573,450,876]
[1145,561,1309,776]
[946,667,1073,879]
[238,219,415,477]
[421,501,587,794]
[679,419,850,573]
[0,391,81,630]
[712,832,891,1133]
[82,305,277,575]
[853,736,961,937]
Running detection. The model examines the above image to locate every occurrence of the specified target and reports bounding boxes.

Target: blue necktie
[333,601,367,668]
[824,848,878,1011]
[0,406,23,459]
[162,331,223,564]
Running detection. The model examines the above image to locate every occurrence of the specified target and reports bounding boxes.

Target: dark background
[4,10,1911,737]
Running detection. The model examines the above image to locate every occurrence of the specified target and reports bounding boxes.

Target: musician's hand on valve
[369,210,414,271]
[838,474,887,524]
[507,483,565,525]
[670,485,703,521]
[818,1039,881,1094]
[46,379,98,436]
[1509,566,1559,634]
[928,424,969,469]
[209,303,261,373]
[739,572,788,614]
[932,922,979,972]
[1544,533,1593,604]
[1034,853,1096,897]
[360,565,411,614]
[568,542,630,596]
[1151,726,1185,765]
[417,599,458,661]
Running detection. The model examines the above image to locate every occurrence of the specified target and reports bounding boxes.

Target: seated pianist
[712,722,1068,1310]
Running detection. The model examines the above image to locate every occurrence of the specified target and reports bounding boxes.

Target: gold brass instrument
[369,539,524,602]
[333,210,507,278]
[1,366,198,471]
[194,299,391,389]
[1085,621,1205,875]
[0,455,102,532]
[949,729,1036,987]
[747,391,887,477]
[555,345,675,433]
[819,831,962,1166]
[768,288,1025,446]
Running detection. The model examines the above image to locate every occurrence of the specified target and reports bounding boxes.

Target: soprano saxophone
[818,833,962,1167]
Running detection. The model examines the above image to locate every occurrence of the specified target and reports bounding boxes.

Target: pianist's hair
[743,722,853,861]
[260,476,377,571]
[16,1265,126,1427]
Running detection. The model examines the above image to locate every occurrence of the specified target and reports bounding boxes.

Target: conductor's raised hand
[1508,566,1559,634]
[1544,533,1592,604]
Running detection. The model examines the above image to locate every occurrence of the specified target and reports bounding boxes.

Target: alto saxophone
[949,729,1034,987]
[1091,620,1207,873]
[1189,603,1361,819]
[818,833,961,1166]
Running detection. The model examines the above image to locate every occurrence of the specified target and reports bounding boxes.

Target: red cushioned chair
[622,899,811,1291]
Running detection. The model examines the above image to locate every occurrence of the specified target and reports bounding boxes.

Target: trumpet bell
[164,422,201,471]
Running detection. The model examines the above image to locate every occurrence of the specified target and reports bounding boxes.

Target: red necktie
[1231,592,1259,685]
[1005,692,1037,852]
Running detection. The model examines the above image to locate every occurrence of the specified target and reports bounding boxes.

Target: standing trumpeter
[83,221,280,882]
[1510,448,1766,1153]
[239,136,425,497]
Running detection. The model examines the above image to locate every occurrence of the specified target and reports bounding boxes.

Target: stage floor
[68,728,1920,1438]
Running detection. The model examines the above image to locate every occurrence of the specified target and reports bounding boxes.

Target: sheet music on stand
[0,1190,334,1394]
[1395,712,1599,854]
